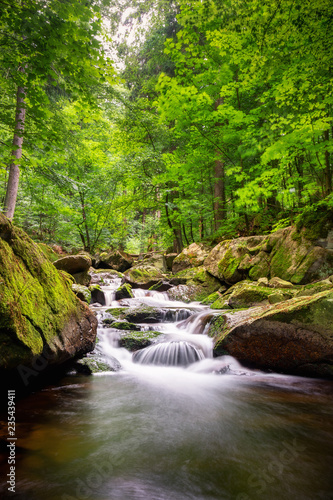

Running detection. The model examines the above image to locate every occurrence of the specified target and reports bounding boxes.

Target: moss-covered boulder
[295,279,333,297]
[204,236,268,284]
[72,284,91,303]
[168,266,221,302]
[141,253,167,273]
[124,265,166,289]
[75,354,122,373]
[106,305,191,323]
[0,214,97,380]
[38,243,59,263]
[172,243,211,274]
[208,290,333,378]
[269,227,333,283]
[115,283,134,300]
[104,320,141,331]
[95,250,133,272]
[204,227,333,285]
[118,331,163,351]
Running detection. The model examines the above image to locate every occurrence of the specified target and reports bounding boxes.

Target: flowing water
[1,281,333,500]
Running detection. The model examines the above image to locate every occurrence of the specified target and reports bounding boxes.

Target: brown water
[1,287,333,500]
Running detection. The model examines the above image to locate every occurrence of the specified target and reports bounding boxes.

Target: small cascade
[162,308,193,322]
[132,341,205,367]
[102,288,116,306]
[133,289,169,301]
[177,310,218,335]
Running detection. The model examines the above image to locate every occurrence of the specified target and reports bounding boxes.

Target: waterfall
[132,341,205,367]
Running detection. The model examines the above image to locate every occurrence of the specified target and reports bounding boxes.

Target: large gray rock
[96,250,133,272]
[54,254,92,274]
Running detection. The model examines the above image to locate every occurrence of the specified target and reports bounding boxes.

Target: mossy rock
[205,227,333,286]
[106,305,167,323]
[118,331,163,351]
[296,279,333,297]
[106,321,141,331]
[72,284,91,303]
[269,227,333,284]
[38,243,59,263]
[209,290,333,379]
[115,283,134,300]
[96,250,133,272]
[124,265,165,289]
[0,214,97,373]
[172,243,211,273]
[169,266,221,301]
[76,355,121,373]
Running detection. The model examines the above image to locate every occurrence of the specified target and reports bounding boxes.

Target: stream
[1,275,333,500]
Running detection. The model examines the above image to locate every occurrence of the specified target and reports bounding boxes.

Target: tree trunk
[324,130,332,195]
[79,191,91,252]
[4,85,26,219]
[165,192,183,253]
[214,97,226,231]
[213,154,226,230]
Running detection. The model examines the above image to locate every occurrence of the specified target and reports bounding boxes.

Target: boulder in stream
[168,266,221,302]
[208,290,333,378]
[124,265,167,289]
[95,250,133,272]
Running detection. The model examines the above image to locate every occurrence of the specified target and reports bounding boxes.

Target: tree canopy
[0,0,332,252]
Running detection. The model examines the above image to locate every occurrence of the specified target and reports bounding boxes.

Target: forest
[1,0,332,254]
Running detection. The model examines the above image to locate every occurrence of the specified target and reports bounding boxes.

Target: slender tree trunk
[324,130,332,195]
[213,153,226,230]
[165,193,183,253]
[79,191,91,252]
[4,85,26,219]
[214,97,226,230]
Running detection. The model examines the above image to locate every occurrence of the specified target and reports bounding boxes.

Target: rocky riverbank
[1,217,333,386]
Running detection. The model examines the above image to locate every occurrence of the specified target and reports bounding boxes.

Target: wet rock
[105,321,141,331]
[75,355,122,373]
[115,283,134,300]
[168,266,221,302]
[89,284,106,305]
[118,331,163,351]
[90,269,124,285]
[106,305,192,323]
[208,290,333,379]
[72,284,91,303]
[172,242,211,274]
[124,265,166,289]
